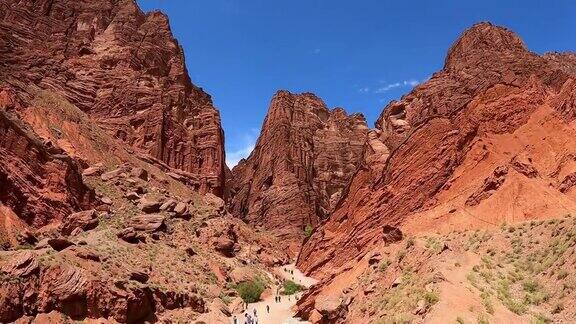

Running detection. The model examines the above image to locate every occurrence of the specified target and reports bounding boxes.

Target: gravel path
[229,263,317,324]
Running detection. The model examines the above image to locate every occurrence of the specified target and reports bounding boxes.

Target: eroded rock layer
[0,0,225,195]
[0,89,95,233]
[228,91,368,253]
[298,22,576,278]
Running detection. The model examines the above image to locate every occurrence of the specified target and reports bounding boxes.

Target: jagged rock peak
[267,90,366,124]
[228,90,369,255]
[444,22,528,70]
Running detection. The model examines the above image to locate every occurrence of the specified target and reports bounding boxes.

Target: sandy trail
[229,263,317,324]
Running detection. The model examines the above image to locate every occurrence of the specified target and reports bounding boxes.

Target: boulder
[117,227,143,244]
[382,225,403,243]
[392,276,403,287]
[204,193,225,213]
[185,246,196,257]
[130,167,149,181]
[16,230,37,245]
[82,165,103,177]
[101,168,123,181]
[173,202,189,217]
[47,238,75,251]
[309,309,324,323]
[130,270,149,283]
[229,267,253,284]
[413,299,427,315]
[214,237,235,257]
[0,250,39,277]
[228,297,245,314]
[138,196,163,213]
[74,248,101,262]
[101,197,113,205]
[160,199,177,211]
[125,192,140,201]
[129,214,166,232]
[60,210,98,236]
[70,227,84,236]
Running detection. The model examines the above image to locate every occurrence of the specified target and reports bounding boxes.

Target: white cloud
[374,79,420,93]
[358,87,370,93]
[226,129,258,168]
[312,48,321,54]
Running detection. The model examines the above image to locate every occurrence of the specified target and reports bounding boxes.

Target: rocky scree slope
[228,91,369,254]
[0,73,289,323]
[297,215,576,323]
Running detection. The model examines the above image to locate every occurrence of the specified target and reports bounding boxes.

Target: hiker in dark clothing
[266,305,270,313]
[233,315,237,324]
[253,308,257,317]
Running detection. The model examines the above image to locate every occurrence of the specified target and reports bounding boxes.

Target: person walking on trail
[233,315,237,324]
[253,308,257,317]
[266,304,270,313]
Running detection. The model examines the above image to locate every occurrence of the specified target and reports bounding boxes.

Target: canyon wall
[228,91,369,254]
[0,0,225,196]
[298,22,576,277]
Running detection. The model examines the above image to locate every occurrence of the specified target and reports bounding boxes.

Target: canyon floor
[228,264,316,324]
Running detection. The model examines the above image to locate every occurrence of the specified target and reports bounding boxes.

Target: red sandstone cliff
[0,0,225,196]
[228,91,369,254]
[0,89,95,233]
[298,22,576,278]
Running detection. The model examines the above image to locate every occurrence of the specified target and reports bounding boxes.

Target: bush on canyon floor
[235,278,266,303]
[282,280,305,295]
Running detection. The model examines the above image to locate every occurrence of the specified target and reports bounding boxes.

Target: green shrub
[235,278,266,303]
[304,224,314,238]
[477,314,489,324]
[532,313,551,324]
[379,259,391,272]
[522,279,539,293]
[424,291,439,306]
[481,292,494,314]
[557,270,568,280]
[405,236,415,248]
[283,280,305,295]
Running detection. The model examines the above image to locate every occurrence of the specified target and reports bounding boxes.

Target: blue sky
[137,0,575,167]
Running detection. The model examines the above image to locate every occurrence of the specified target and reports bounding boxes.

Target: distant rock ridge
[228,90,369,254]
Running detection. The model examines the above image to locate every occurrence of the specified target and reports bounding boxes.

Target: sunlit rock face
[228,90,369,254]
[0,0,226,196]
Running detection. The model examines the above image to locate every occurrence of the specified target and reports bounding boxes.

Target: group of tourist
[232,308,260,324]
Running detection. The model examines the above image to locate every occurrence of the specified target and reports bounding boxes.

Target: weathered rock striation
[0,0,225,196]
[298,22,576,279]
[228,91,369,254]
[0,89,95,230]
